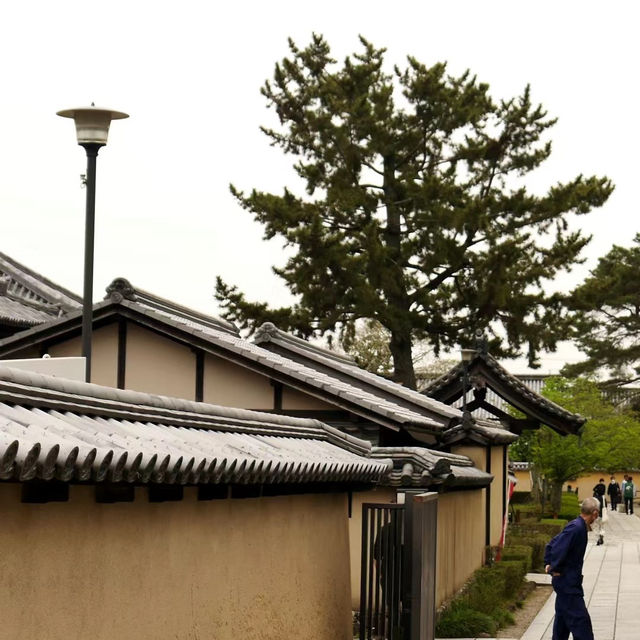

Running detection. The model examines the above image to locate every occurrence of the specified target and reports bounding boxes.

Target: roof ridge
[254,322,356,365]
[104,277,238,336]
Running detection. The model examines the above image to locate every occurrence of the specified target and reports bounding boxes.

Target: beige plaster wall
[451,445,506,548]
[46,325,119,388]
[490,446,505,546]
[436,490,485,606]
[281,386,337,410]
[203,353,273,409]
[514,469,532,493]
[125,323,196,400]
[0,484,352,640]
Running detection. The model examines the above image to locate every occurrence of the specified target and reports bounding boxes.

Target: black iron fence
[360,503,405,640]
[359,493,438,640]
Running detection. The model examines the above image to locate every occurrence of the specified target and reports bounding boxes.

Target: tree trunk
[382,155,417,390]
[550,481,563,516]
[389,330,417,389]
[531,465,541,503]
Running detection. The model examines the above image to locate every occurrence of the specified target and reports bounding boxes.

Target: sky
[0,1,637,374]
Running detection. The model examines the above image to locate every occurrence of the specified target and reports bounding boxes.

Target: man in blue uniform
[544,497,599,640]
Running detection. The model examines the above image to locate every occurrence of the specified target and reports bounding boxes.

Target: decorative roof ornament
[474,329,488,355]
[254,321,278,342]
[105,278,137,303]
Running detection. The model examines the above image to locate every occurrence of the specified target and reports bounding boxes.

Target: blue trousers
[553,593,594,640]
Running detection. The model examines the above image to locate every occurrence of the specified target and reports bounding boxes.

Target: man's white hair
[581,497,600,514]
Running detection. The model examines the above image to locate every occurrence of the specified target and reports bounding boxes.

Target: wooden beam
[117,319,127,389]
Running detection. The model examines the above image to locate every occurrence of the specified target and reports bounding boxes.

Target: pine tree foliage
[216,35,613,389]
[564,235,640,386]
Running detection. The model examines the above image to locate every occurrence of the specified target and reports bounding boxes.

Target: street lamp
[57,104,128,383]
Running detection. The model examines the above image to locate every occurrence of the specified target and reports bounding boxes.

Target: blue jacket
[543,516,588,595]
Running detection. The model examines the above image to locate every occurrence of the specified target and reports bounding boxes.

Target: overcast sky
[0,1,636,373]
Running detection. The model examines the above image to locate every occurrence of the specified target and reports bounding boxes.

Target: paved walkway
[522,509,640,640]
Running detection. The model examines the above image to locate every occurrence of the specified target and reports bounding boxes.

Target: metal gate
[359,493,438,640]
[360,503,405,640]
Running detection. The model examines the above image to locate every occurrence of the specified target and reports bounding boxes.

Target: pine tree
[565,235,640,386]
[216,35,613,389]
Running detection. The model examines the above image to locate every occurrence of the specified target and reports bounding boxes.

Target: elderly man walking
[544,497,599,640]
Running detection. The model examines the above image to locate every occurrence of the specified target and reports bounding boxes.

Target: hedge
[501,545,533,572]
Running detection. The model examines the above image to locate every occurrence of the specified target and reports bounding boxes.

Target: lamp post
[57,104,129,382]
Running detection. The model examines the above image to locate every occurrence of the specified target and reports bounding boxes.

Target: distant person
[544,497,599,640]
[624,476,635,515]
[593,478,606,516]
[607,476,621,511]
[622,475,629,499]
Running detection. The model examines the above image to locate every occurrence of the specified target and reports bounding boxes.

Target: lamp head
[57,103,128,146]
[460,348,476,363]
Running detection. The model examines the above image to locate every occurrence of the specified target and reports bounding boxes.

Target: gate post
[403,492,438,640]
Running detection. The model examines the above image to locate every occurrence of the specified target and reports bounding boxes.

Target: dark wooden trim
[148,485,183,502]
[485,445,492,548]
[117,319,127,390]
[195,349,204,402]
[502,445,508,518]
[21,480,69,503]
[96,483,135,503]
[272,380,283,410]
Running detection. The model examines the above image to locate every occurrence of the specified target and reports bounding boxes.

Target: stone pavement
[521,508,640,640]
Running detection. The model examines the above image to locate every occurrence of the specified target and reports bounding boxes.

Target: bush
[436,600,497,638]
[511,491,533,505]
[506,534,550,572]
[436,561,525,637]
[494,560,527,596]
[501,545,533,571]
[509,521,566,538]
[467,567,506,614]
[540,518,567,531]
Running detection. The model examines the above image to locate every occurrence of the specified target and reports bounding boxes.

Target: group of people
[592,475,635,515]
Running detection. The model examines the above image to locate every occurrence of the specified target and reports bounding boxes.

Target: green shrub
[436,600,497,638]
[511,491,533,505]
[540,518,567,531]
[492,606,515,628]
[506,534,550,572]
[501,545,533,571]
[494,560,527,596]
[509,521,566,538]
[467,567,506,614]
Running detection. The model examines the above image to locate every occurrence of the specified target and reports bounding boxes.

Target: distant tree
[342,318,457,384]
[513,377,640,512]
[215,34,613,389]
[343,319,393,377]
[564,235,640,387]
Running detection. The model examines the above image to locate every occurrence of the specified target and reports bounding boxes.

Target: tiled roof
[439,416,519,447]
[0,252,81,308]
[0,295,63,327]
[423,351,585,435]
[0,365,390,485]
[253,322,460,426]
[0,252,81,329]
[371,446,493,488]
[0,279,455,434]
